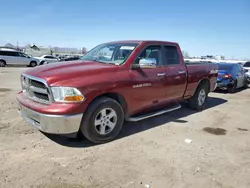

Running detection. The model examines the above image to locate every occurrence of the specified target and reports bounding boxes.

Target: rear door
[162,45,187,101]
[4,51,18,65]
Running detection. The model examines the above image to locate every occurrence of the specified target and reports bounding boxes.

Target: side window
[18,53,26,57]
[238,65,244,73]
[5,51,18,56]
[163,46,179,65]
[234,65,242,74]
[135,45,161,65]
[44,56,50,59]
[0,51,6,55]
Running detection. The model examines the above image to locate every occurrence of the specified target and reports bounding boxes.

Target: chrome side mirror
[131,58,157,69]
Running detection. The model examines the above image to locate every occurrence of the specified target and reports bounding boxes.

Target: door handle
[178,70,186,74]
[157,73,166,77]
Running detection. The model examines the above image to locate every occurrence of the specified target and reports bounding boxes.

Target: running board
[126,104,181,122]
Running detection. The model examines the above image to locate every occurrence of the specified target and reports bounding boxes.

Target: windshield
[218,64,233,71]
[243,62,250,67]
[81,43,138,65]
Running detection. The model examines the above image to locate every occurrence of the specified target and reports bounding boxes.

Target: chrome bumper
[18,104,83,134]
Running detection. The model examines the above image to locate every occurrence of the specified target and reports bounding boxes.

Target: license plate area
[20,104,40,123]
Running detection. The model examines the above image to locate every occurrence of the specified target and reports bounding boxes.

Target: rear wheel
[80,97,124,144]
[188,83,209,111]
[228,81,237,93]
[0,60,6,67]
[30,61,37,67]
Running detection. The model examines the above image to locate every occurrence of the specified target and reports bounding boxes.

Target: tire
[30,61,37,67]
[0,60,6,67]
[243,79,249,89]
[228,81,237,93]
[80,97,124,144]
[40,61,45,65]
[188,83,209,111]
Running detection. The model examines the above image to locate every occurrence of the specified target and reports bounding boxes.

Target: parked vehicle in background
[34,55,59,65]
[59,55,82,62]
[216,63,248,93]
[243,62,250,84]
[17,40,218,144]
[243,62,250,71]
[0,48,39,67]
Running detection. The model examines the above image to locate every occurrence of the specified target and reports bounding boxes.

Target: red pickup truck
[17,40,218,143]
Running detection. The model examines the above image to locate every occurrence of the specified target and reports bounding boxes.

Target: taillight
[223,74,231,78]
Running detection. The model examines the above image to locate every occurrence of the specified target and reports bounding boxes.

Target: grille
[21,75,51,104]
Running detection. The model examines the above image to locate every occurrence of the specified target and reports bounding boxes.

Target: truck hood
[23,60,119,86]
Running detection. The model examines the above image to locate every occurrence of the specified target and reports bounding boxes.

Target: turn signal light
[64,95,84,102]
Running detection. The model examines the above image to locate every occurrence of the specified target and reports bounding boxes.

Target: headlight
[51,87,85,102]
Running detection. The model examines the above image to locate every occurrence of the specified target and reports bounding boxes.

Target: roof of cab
[105,40,178,45]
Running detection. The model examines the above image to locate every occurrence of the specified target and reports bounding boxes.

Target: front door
[128,45,169,114]
[16,52,30,65]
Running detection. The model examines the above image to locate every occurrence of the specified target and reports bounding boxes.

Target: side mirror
[131,58,157,69]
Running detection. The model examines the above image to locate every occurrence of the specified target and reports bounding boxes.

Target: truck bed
[184,62,218,98]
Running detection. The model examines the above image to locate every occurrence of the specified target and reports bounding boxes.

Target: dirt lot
[0,68,250,188]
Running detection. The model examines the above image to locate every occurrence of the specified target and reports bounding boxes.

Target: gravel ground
[0,67,250,188]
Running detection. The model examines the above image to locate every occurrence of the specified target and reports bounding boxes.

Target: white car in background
[0,48,39,67]
[243,62,250,83]
[34,55,59,65]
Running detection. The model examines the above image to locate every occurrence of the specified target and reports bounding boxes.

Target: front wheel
[188,83,209,111]
[80,97,124,144]
[30,61,37,67]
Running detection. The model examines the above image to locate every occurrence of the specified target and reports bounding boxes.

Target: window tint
[135,45,161,65]
[18,53,29,58]
[218,64,233,71]
[163,46,179,65]
[0,51,18,56]
[236,64,242,73]
[243,62,250,67]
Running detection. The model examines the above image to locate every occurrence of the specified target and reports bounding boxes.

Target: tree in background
[182,50,189,58]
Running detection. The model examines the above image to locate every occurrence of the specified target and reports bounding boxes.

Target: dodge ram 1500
[17,40,218,143]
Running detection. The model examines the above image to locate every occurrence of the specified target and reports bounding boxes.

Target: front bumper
[18,103,83,134]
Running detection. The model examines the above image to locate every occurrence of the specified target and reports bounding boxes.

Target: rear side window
[0,51,17,56]
[163,46,179,65]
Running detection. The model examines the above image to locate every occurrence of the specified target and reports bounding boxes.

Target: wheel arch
[197,78,210,93]
[87,92,128,117]
[0,59,6,64]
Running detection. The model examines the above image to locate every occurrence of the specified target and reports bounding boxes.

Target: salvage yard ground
[0,68,250,188]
